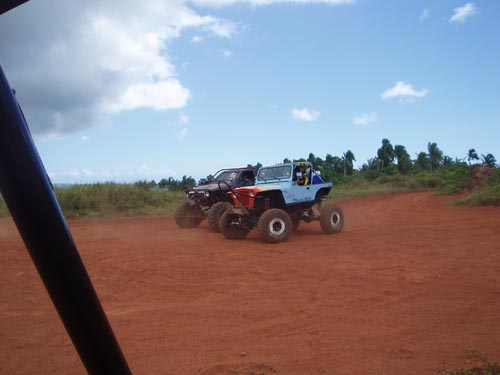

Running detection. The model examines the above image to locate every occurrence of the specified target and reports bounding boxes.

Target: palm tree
[467,148,479,165]
[377,138,395,170]
[415,152,430,172]
[394,144,412,174]
[342,150,356,176]
[427,142,443,172]
[481,153,497,168]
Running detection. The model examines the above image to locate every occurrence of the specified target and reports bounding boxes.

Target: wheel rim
[330,212,341,227]
[268,218,285,236]
[228,214,239,226]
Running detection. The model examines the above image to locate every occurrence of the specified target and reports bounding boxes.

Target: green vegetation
[437,163,471,194]
[454,169,500,206]
[329,172,443,200]
[55,183,187,219]
[0,139,498,218]
[442,350,500,375]
[445,362,500,375]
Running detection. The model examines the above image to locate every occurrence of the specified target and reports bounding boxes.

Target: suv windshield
[213,170,238,183]
[257,165,292,181]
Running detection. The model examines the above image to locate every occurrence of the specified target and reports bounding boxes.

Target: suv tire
[319,204,344,234]
[175,202,203,228]
[207,202,232,233]
[219,210,250,240]
[258,208,292,243]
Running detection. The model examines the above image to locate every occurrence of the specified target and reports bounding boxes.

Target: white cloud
[103,81,190,112]
[178,128,189,139]
[0,0,239,137]
[191,35,204,43]
[381,81,430,102]
[221,49,233,58]
[419,8,430,22]
[68,168,81,178]
[192,0,355,6]
[353,112,379,126]
[179,113,190,124]
[291,108,320,122]
[450,3,477,23]
[2,0,356,138]
[205,19,238,37]
[77,135,91,144]
[82,169,94,177]
[49,165,176,182]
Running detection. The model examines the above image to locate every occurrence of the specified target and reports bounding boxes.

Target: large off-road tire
[258,209,292,243]
[319,203,344,234]
[207,202,232,233]
[219,210,250,240]
[174,202,204,228]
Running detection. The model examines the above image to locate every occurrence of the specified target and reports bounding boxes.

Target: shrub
[55,183,186,218]
[455,183,500,206]
[438,163,471,194]
[415,172,444,189]
[446,361,500,375]
[488,169,500,186]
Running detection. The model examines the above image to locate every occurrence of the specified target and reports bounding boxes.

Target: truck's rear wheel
[175,202,204,228]
[319,204,344,234]
[207,202,232,232]
[258,209,292,243]
[219,211,250,240]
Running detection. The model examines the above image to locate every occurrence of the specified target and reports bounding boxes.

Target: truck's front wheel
[174,202,204,228]
[207,202,232,232]
[219,211,250,240]
[258,209,292,243]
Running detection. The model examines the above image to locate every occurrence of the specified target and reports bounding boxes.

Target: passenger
[295,170,305,185]
[237,173,254,187]
[304,168,311,185]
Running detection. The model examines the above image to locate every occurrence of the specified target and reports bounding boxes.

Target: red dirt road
[1,192,500,375]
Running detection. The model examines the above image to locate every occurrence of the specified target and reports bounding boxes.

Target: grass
[1,168,498,219]
[0,184,188,219]
[455,184,500,206]
[55,183,187,218]
[329,173,442,200]
[445,362,500,375]
[441,350,500,375]
[453,169,500,206]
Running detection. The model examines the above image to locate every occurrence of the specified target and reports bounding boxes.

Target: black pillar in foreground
[0,67,132,374]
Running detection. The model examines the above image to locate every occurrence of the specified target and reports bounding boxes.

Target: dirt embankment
[1,192,499,375]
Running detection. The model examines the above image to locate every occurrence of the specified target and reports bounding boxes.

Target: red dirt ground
[1,192,499,375]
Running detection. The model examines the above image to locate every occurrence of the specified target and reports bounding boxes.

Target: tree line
[140,139,497,191]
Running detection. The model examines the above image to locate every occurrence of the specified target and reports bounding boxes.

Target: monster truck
[218,162,344,243]
[174,167,257,232]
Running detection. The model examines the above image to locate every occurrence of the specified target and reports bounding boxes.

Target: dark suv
[174,167,256,232]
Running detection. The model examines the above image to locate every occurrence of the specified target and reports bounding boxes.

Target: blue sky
[1,0,499,183]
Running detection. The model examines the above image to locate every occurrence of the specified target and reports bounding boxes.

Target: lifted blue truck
[219,162,344,243]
